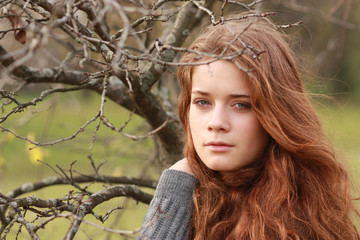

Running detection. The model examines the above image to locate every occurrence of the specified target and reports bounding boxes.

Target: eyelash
[194,99,210,106]
[233,102,251,109]
[192,99,251,110]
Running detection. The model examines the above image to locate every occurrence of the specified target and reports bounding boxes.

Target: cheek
[242,116,269,152]
[188,107,198,133]
[188,108,202,146]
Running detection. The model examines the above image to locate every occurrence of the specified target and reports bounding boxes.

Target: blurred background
[0,0,359,239]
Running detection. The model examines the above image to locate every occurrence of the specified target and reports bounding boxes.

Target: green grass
[316,101,360,183]
[315,99,360,230]
[1,90,359,239]
[0,90,157,239]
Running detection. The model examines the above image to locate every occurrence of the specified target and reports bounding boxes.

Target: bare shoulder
[169,158,195,176]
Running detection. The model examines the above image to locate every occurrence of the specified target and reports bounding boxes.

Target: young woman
[137,14,360,240]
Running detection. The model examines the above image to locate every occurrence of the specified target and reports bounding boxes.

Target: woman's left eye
[233,102,251,109]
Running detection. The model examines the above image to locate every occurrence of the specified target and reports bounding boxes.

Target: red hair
[177,14,359,239]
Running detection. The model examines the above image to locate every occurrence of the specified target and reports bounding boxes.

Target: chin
[205,164,235,172]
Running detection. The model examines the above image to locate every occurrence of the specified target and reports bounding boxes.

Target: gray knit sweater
[137,169,198,240]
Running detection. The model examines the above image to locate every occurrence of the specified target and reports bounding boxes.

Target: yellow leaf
[25,132,44,165]
[27,148,44,165]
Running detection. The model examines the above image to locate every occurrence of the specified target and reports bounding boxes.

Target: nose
[207,105,230,132]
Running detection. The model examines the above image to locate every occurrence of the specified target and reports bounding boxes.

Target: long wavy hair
[177,14,359,240]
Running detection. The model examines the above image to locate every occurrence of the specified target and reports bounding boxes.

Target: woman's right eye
[194,99,210,106]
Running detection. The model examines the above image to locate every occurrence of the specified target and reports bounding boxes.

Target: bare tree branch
[1,0,356,239]
[6,175,156,200]
[64,184,152,239]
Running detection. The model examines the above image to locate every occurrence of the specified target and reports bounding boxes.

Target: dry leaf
[1,7,26,44]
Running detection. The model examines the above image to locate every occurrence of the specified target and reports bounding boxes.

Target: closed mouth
[204,141,234,152]
[205,141,234,147]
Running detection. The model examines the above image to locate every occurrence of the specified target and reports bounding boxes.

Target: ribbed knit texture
[137,169,198,240]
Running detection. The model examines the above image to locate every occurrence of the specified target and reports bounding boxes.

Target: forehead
[191,60,251,95]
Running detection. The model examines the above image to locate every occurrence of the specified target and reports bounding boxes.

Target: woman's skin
[171,60,269,176]
[169,158,193,175]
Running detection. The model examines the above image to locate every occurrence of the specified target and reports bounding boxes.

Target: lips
[204,141,234,152]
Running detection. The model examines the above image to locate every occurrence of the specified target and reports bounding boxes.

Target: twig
[15,217,40,240]
[101,115,170,141]
[0,112,100,149]
[0,85,89,123]
[54,213,140,236]
[277,21,303,29]
[90,76,109,150]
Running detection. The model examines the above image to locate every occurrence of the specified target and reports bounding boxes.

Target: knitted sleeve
[137,169,198,240]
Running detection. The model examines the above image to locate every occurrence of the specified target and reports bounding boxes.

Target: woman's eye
[234,102,250,109]
[194,99,210,106]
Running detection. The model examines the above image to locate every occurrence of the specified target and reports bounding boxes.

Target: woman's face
[189,60,269,173]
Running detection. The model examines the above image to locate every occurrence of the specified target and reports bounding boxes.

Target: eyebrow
[191,90,250,98]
